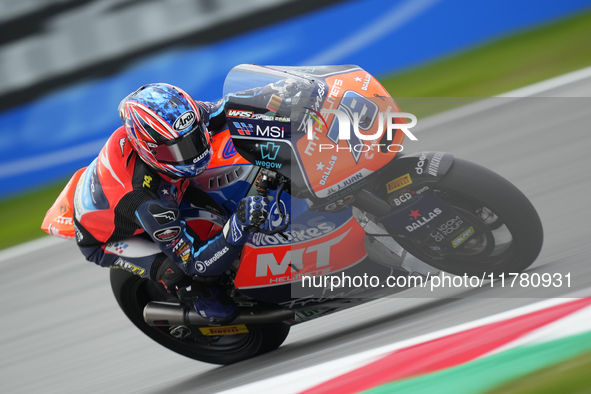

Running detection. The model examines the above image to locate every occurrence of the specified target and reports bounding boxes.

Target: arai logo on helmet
[173,110,196,131]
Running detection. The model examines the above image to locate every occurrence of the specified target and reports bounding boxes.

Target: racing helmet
[118,83,212,178]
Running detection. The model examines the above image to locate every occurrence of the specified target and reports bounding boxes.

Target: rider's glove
[237,195,269,228]
[223,195,269,246]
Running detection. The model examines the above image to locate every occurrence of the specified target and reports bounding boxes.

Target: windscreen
[222,64,405,200]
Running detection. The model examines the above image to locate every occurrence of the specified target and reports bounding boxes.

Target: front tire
[110,269,290,364]
[390,159,543,276]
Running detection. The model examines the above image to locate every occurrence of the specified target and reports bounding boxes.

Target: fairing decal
[234,216,367,289]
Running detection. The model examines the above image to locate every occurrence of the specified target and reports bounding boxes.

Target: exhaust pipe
[144,301,294,327]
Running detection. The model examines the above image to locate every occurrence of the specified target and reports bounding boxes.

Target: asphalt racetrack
[1,77,590,393]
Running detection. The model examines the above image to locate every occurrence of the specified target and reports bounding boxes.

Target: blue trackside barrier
[1,0,590,197]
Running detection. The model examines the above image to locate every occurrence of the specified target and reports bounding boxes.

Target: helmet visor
[151,124,209,165]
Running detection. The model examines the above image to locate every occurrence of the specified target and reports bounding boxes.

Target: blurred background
[1,2,591,393]
[1,0,591,249]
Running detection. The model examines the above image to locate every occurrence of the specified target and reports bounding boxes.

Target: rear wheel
[110,269,290,365]
[389,159,543,276]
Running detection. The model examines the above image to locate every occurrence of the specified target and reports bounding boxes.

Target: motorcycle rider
[73,83,268,322]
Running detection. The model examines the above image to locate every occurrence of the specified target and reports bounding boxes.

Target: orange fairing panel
[209,129,250,168]
[296,70,406,198]
[41,167,86,240]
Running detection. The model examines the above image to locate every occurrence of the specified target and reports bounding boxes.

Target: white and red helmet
[118,83,212,178]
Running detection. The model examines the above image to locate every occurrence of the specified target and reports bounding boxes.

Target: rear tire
[390,159,543,276]
[110,269,290,364]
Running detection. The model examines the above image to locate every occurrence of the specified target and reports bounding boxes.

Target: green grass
[381,8,591,117]
[0,180,69,250]
[483,349,591,394]
[2,8,591,250]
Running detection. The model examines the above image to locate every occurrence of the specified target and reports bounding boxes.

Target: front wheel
[110,269,290,365]
[388,159,543,276]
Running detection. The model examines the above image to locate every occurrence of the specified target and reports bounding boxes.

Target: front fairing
[222,64,406,203]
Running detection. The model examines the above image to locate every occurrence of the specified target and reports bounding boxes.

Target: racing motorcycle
[42,64,543,365]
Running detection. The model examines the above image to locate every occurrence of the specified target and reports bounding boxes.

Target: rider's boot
[177,281,238,323]
[153,256,237,323]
